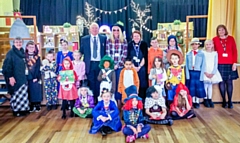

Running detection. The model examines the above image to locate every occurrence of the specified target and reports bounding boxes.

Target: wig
[123,98,143,111]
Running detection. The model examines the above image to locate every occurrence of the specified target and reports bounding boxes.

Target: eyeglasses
[113,29,119,32]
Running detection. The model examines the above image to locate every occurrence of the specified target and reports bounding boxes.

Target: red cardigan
[213,35,238,64]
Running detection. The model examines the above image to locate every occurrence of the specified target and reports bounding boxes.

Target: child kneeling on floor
[122,85,151,143]
[89,88,122,136]
[144,85,173,126]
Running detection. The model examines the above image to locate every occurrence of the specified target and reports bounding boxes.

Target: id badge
[133,56,137,60]
[115,53,120,57]
[25,69,29,75]
[222,53,228,57]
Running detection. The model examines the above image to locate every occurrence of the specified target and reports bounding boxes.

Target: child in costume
[118,59,139,103]
[170,83,196,120]
[203,40,222,108]
[148,37,163,86]
[25,41,42,112]
[41,50,58,110]
[149,56,167,97]
[72,51,86,89]
[144,85,173,126]
[122,85,151,143]
[163,35,183,69]
[186,38,206,108]
[89,88,122,136]
[73,80,94,118]
[58,57,78,119]
[166,50,185,105]
[97,55,117,105]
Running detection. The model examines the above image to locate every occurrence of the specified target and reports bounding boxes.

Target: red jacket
[213,36,238,64]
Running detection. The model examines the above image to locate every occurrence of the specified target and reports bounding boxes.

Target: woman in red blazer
[213,24,238,109]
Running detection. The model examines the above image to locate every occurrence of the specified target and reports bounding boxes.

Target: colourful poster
[59,70,74,84]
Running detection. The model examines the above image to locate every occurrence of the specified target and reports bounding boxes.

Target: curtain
[207,0,236,39]
[20,0,208,43]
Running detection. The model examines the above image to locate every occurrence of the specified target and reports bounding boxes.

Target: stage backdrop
[20,0,208,43]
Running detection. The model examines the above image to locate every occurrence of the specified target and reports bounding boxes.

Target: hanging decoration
[86,2,128,15]
[76,2,100,32]
[129,0,153,35]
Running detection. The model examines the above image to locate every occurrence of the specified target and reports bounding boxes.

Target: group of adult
[2,23,238,116]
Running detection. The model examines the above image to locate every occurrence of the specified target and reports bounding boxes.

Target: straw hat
[190,38,201,45]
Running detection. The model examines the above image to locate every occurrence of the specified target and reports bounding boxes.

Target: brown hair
[152,56,164,69]
[177,93,186,109]
[132,30,141,38]
[216,24,228,36]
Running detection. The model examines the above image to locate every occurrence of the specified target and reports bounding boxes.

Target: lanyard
[220,38,227,53]
[133,41,141,57]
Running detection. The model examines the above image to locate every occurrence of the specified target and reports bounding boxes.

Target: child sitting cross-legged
[144,85,173,126]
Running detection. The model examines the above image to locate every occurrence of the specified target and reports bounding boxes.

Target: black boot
[100,127,107,136]
[203,99,210,108]
[208,99,214,108]
[228,101,233,109]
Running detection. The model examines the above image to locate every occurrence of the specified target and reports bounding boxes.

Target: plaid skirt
[10,84,30,112]
[218,64,239,80]
[187,71,206,98]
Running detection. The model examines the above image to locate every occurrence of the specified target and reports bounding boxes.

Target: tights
[219,80,233,104]
[62,100,75,116]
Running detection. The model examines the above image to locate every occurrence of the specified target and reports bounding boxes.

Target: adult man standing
[80,23,107,103]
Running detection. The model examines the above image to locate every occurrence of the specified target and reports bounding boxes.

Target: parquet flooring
[1,104,240,143]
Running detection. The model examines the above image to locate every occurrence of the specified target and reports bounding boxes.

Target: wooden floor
[1,104,240,143]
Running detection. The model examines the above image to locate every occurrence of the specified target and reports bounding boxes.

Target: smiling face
[218,27,226,37]
[14,39,23,49]
[90,24,99,36]
[154,58,162,68]
[27,44,35,53]
[179,89,187,96]
[205,41,213,52]
[133,33,141,43]
[112,26,120,38]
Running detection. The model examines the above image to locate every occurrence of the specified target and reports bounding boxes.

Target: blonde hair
[204,39,214,51]
[109,26,125,43]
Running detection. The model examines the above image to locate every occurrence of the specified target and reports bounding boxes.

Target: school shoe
[62,114,66,119]
[100,128,107,136]
[193,103,200,109]
[222,102,228,108]
[208,99,214,108]
[141,133,149,139]
[228,102,233,109]
[203,99,210,108]
[52,105,58,110]
[35,105,41,112]
[168,119,173,126]
[29,106,36,112]
[126,135,135,142]
[105,127,113,134]
[47,105,52,111]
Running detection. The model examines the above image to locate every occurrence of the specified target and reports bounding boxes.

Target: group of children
[26,35,222,142]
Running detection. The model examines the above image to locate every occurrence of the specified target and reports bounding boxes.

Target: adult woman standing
[213,25,238,108]
[106,21,128,107]
[127,30,148,101]
[2,37,30,116]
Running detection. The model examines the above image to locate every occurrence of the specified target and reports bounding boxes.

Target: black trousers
[87,61,100,103]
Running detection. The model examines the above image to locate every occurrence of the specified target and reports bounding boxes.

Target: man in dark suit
[80,23,107,103]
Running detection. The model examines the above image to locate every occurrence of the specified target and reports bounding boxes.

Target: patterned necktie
[93,37,97,58]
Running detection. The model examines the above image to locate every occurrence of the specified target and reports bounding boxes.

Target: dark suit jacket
[80,34,107,74]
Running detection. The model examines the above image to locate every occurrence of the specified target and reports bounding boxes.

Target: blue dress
[89,100,122,134]
[56,51,74,74]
